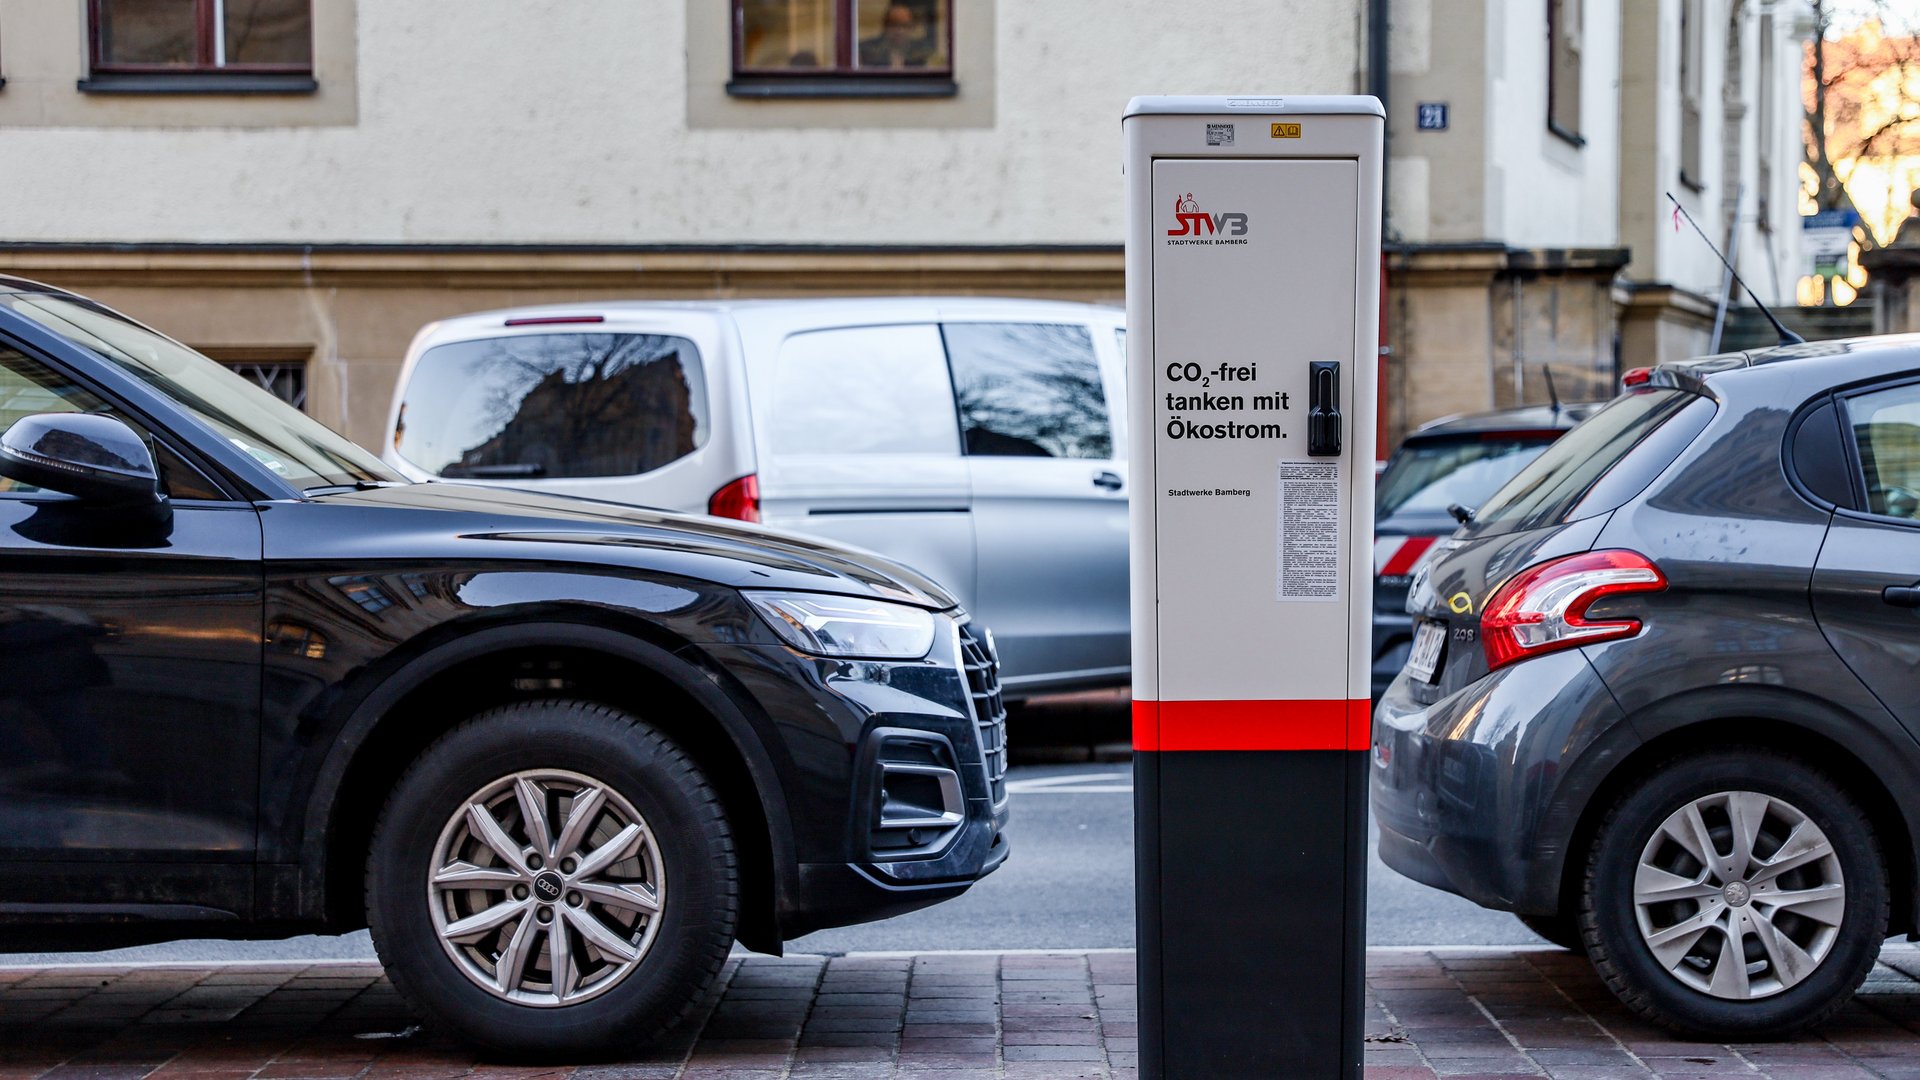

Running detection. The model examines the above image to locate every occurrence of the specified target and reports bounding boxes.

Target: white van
[383,298,1129,698]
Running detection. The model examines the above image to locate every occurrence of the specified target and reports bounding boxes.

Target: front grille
[958,622,1008,805]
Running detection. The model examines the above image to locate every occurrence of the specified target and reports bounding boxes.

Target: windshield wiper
[302,479,402,497]
[447,463,547,479]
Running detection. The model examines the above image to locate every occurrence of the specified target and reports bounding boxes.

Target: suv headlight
[745,592,938,659]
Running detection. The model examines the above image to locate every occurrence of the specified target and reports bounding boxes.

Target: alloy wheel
[1632,790,1846,1000]
[427,768,666,1007]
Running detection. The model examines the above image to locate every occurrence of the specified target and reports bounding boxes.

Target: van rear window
[395,333,708,480]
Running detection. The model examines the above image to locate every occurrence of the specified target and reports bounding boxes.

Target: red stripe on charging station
[1132,699,1373,752]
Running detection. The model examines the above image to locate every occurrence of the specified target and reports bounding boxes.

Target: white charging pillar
[1124,95,1384,1079]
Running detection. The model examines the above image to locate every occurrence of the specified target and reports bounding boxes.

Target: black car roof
[0,274,67,296]
[1407,401,1603,439]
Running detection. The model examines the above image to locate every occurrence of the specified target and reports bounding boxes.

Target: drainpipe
[1369,0,1390,234]
[1369,0,1392,458]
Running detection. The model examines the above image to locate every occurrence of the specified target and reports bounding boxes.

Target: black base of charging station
[1136,750,1368,1079]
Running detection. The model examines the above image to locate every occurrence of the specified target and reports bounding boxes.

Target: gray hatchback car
[1375,334,1920,1038]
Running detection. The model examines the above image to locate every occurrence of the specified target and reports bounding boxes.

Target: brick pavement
[4,948,1920,1079]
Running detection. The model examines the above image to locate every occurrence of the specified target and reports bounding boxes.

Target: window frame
[0,337,242,504]
[88,0,314,77]
[1755,10,1776,231]
[199,346,311,413]
[1837,373,1920,527]
[729,0,956,98]
[1545,0,1585,147]
[1677,0,1705,191]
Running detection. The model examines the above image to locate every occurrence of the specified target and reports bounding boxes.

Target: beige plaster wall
[1386,0,1488,242]
[0,0,1361,246]
[1483,0,1621,248]
[1619,287,1714,365]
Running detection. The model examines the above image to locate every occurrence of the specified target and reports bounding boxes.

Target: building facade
[0,0,1805,451]
[1385,0,1810,442]
[0,0,1362,448]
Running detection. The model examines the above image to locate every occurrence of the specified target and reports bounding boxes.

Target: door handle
[1883,585,1920,608]
[1093,470,1124,492]
[1308,361,1342,457]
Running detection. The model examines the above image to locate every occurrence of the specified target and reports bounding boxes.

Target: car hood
[298,482,961,609]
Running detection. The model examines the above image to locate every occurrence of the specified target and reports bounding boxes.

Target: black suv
[0,279,1008,1054]
[1375,334,1920,1038]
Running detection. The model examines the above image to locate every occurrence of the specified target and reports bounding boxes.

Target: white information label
[1276,460,1341,602]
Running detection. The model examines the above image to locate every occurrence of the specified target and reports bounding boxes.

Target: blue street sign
[1416,102,1449,130]
[1803,208,1860,231]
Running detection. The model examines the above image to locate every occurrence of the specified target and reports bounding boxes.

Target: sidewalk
[4,947,1920,1079]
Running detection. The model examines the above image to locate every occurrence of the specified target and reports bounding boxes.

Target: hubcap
[427,769,665,1007]
[1632,790,1845,1000]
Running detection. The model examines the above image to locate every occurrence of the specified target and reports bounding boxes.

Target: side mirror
[0,412,164,507]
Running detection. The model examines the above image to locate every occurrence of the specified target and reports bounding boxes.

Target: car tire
[366,699,737,1057]
[1580,747,1885,1040]
[1516,912,1584,951]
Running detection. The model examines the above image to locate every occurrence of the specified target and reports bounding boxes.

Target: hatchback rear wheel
[1581,748,1885,1039]
[367,700,736,1056]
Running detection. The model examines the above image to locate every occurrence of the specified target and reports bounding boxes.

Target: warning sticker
[1276,460,1340,602]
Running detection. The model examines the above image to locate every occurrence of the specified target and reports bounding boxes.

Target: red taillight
[1621,366,1653,387]
[708,474,761,523]
[1481,549,1666,670]
[504,315,605,326]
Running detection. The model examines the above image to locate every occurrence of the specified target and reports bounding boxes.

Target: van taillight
[1481,550,1666,671]
[1622,367,1653,387]
[709,474,761,523]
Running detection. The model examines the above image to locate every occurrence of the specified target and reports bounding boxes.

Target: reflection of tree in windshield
[447,335,699,479]
[946,323,1110,459]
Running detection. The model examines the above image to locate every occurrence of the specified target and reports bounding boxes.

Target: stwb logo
[1166,193,1248,238]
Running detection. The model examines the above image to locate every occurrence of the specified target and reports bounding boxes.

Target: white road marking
[1006,772,1134,795]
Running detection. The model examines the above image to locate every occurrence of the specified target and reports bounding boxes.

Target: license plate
[1405,621,1446,684]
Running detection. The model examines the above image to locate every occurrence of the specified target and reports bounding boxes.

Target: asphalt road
[790,761,1543,953]
[0,761,1538,967]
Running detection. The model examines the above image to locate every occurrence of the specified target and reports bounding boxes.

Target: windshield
[2,293,397,493]
[1470,389,1695,534]
[1377,435,1556,519]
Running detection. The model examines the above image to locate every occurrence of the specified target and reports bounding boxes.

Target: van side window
[942,323,1111,459]
[770,325,960,456]
[395,333,708,480]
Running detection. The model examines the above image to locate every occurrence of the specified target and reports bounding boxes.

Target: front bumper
[1370,648,1632,915]
[703,614,1010,940]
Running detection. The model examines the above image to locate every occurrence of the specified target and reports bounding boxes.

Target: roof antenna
[1541,365,1562,416]
[1666,193,1804,346]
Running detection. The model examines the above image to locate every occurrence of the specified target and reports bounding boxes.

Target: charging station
[1124,96,1384,1078]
